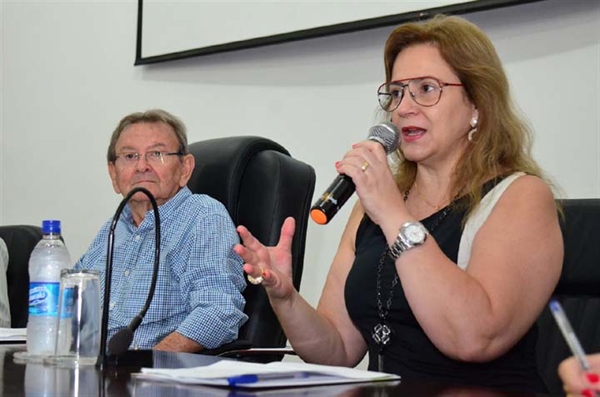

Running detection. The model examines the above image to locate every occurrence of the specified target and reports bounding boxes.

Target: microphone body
[310,122,400,225]
[97,186,161,369]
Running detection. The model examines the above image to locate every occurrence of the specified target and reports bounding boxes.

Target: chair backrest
[187,136,316,352]
[0,225,43,328]
[536,198,600,394]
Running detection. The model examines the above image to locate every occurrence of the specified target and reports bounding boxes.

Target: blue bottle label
[59,287,74,319]
[28,282,60,316]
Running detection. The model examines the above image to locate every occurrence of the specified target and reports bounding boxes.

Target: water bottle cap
[42,220,61,234]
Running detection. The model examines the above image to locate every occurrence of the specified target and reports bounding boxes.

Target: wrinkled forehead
[116,122,178,151]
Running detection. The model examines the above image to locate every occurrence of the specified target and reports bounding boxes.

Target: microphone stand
[97,187,161,369]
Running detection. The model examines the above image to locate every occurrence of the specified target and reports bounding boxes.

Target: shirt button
[109,301,115,309]
[124,269,130,277]
[135,235,141,241]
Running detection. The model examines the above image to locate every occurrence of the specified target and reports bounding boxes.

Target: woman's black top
[345,192,547,393]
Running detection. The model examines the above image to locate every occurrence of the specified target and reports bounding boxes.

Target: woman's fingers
[235,218,297,293]
[236,225,262,251]
[559,355,600,397]
[277,217,296,252]
[243,263,268,285]
[236,225,276,285]
[235,226,270,262]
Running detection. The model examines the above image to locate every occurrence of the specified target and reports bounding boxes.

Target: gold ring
[247,267,265,285]
[247,274,263,285]
[361,161,370,172]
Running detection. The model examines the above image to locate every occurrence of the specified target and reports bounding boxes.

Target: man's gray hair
[107,109,188,162]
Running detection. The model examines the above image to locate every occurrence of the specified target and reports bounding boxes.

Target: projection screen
[136,0,545,65]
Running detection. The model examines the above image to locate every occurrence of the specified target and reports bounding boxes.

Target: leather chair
[536,198,600,394]
[186,136,316,362]
[0,225,43,328]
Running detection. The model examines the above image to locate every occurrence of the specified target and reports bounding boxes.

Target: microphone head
[367,122,400,154]
[108,328,134,356]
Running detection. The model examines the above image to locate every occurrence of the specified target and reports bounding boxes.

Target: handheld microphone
[97,186,161,368]
[310,122,400,225]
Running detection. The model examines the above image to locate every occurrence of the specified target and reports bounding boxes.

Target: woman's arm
[384,175,563,361]
[235,204,368,367]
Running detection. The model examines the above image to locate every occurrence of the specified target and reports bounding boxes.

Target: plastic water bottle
[27,220,72,356]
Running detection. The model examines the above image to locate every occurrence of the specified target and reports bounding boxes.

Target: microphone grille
[367,122,400,154]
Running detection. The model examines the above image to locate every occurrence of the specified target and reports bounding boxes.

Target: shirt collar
[121,187,192,231]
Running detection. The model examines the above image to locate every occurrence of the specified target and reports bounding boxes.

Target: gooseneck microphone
[97,186,161,369]
[310,122,400,225]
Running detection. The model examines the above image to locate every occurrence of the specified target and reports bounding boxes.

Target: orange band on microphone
[310,209,328,225]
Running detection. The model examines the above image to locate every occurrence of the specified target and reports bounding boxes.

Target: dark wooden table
[0,344,561,397]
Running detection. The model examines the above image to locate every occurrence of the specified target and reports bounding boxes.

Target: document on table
[136,360,400,389]
[0,328,26,342]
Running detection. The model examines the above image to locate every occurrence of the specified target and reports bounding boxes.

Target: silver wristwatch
[388,221,428,260]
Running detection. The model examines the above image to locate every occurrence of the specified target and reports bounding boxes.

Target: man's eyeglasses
[114,151,183,167]
[377,76,463,111]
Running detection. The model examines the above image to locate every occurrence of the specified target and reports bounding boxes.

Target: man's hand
[154,331,205,353]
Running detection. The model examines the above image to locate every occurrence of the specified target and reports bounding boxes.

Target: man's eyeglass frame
[114,151,184,166]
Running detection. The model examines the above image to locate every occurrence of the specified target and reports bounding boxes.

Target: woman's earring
[468,118,478,142]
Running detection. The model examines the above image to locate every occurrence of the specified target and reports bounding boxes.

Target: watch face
[404,223,426,244]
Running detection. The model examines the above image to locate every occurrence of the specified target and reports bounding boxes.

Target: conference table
[0,344,562,397]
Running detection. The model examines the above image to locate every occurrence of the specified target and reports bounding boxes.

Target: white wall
[1,0,599,324]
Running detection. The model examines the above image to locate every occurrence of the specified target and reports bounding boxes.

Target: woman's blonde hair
[383,15,548,216]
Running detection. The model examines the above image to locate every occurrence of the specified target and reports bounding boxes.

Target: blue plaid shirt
[75,187,247,349]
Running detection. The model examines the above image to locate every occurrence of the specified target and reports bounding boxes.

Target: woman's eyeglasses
[377,76,463,111]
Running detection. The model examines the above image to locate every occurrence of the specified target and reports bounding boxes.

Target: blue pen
[227,371,314,387]
[549,299,591,372]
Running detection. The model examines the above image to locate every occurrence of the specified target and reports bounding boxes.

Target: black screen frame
[135,0,546,66]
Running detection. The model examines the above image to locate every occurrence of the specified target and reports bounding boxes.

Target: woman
[559,354,600,397]
[235,15,563,392]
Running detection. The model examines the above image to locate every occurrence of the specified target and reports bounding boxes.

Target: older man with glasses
[75,109,247,353]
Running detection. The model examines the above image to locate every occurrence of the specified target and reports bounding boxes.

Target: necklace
[413,182,449,211]
[371,190,453,372]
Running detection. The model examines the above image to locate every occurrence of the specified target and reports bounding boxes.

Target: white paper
[0,328,27,342]
[137,360,400,389]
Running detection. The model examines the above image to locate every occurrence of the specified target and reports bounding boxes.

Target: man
[75,109,247,352]
[0,238,10,328]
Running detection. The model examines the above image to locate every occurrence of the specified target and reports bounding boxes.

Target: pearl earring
[468,118,478,142]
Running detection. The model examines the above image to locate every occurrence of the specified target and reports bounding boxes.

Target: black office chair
[186,135,316,362]
[0,225,43,328]
[535,198,600,394]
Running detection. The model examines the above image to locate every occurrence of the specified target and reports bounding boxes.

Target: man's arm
[164,200,247,352]
[154,331,205,353]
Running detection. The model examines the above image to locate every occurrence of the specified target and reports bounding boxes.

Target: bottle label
[59,287,74,319]
[28,282,61,317]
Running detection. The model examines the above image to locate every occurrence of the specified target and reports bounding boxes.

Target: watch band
[388,222,428,261]
[388,234,410,260]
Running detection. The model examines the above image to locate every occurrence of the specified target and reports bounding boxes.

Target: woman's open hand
[234,217,297,301]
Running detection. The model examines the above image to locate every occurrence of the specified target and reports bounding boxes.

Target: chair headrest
[187,136,290,222]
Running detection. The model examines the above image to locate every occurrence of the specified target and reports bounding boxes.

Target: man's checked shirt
[75,187,247,349]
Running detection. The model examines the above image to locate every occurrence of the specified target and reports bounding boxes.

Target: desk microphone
[310,122,400,225]
[97,186,161,369]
